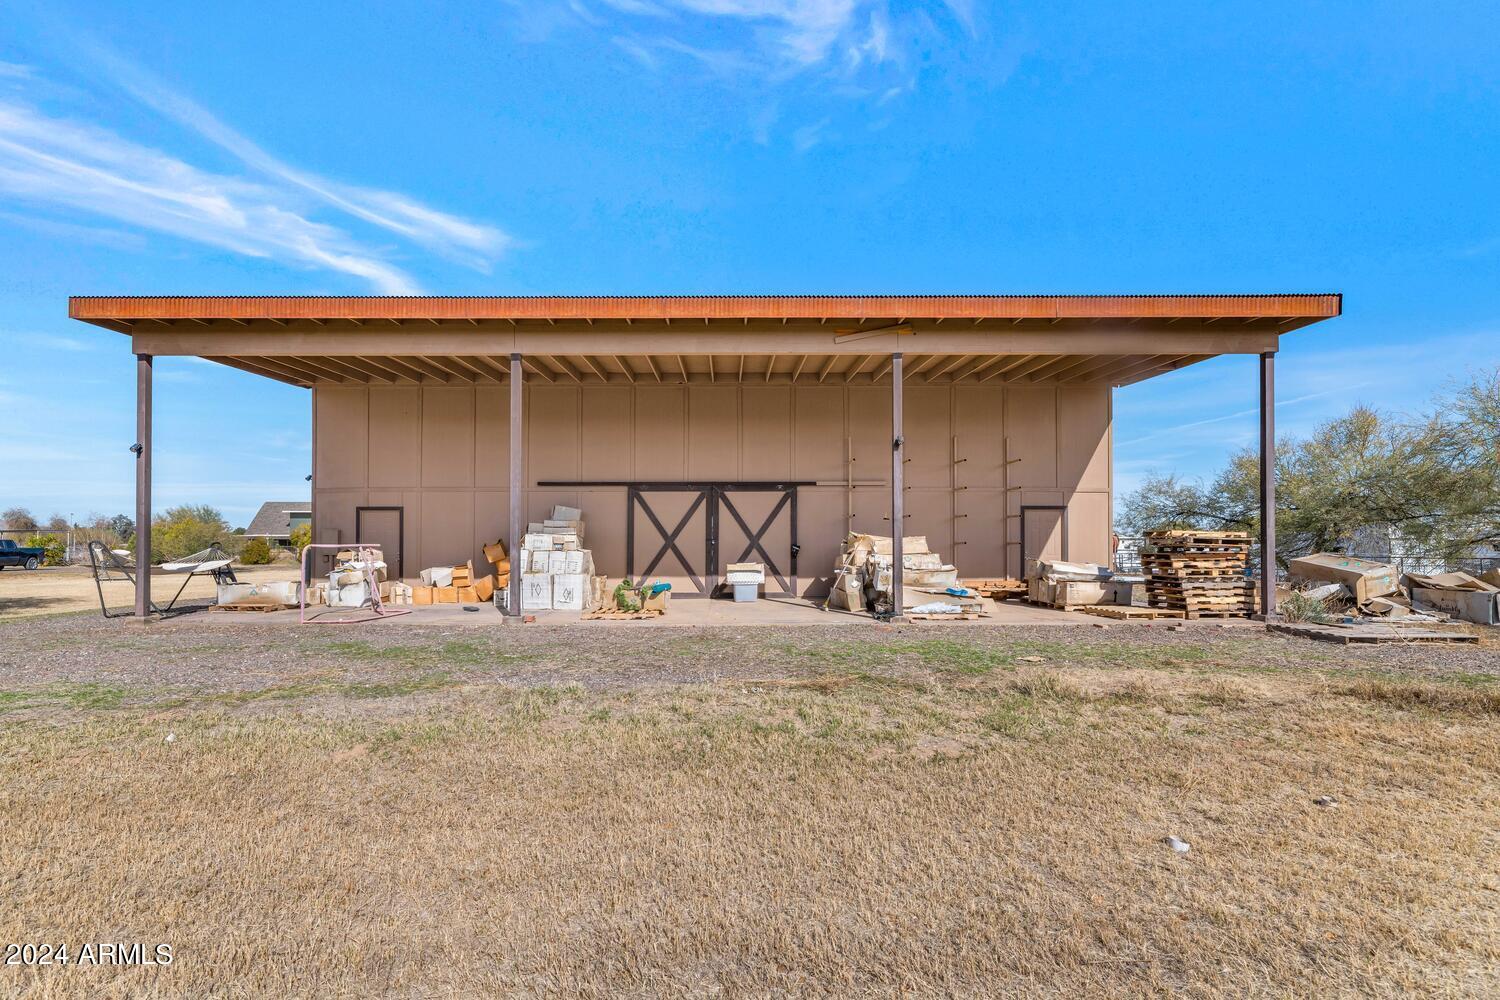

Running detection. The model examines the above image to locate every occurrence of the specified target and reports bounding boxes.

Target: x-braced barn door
[624,482,806,598]
[627,485,713,597]
[714,485,799,598]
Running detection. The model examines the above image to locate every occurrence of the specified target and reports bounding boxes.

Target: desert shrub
[240,538,273,565]
[23,533,66,566]
[289,523,311,554]
[1280,590,1333,624]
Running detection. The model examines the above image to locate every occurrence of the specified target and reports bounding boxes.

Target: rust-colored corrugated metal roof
[69,293,1342,324]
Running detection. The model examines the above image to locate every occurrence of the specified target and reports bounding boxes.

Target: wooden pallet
[1080,606,1185,620]
[1146,529,1250,542]
[211,600,293,614]
[1269,623,1476,644]
[962,578,1026,600]
[581,608,664,621]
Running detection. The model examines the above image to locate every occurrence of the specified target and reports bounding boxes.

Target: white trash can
[726,562,765,603]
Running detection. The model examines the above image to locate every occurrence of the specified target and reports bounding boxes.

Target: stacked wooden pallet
[1142,530,1255,618]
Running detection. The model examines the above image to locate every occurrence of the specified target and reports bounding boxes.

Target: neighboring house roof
[245,501,311,538]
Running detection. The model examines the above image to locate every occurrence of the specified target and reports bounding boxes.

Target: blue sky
[2,0,1497,527]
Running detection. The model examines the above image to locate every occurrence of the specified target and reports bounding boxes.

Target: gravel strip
[1,608,1496,695]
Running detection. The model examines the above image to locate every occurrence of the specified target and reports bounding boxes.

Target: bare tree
[2,508,38,531]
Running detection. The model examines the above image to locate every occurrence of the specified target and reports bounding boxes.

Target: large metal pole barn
[70,295,1339,613]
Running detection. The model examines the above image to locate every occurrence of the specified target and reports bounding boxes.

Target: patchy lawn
[1,619,1496,996]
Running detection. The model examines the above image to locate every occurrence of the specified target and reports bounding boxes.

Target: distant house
[245,501,311,549]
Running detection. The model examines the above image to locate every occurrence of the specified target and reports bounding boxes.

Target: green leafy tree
[149,505,229,563]
[1119,368,1500,567]
[289,523,312,554]
[239,537,273,565]
[23,533,66,566]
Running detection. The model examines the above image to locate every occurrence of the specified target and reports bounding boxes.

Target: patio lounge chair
[89,541,238,619]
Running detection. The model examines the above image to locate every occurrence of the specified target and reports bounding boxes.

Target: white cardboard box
[522,533,553,551]
[527,550,550,573]
[546,550,569,573]
[562,550,586,574]
[522,573,552,610]
[552,573,587,611]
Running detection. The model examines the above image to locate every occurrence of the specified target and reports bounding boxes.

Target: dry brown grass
[1,648,1497,998]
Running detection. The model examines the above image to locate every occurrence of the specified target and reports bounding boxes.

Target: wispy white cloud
[558,1,973,91]
[0,101,420,293]
[19,333,96,352]
[0,52,512,291]
[85,47,511,271]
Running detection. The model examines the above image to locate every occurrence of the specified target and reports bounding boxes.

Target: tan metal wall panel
[902,386,951,485]
[1003,386,1058,487]
[421,388,475,488]
[687,386,739,480]
[793,387,845,481]
[315,387,368,488]
[579,386,635,481]
[1058,386,1110,492]
[740,386,792,480]
[903,489,954,566]
[634,386,686,479]
[527,385,579,483]
[420,490,475,571]
[579,489,627,578]
[368,387,421,488]
[847,387,888,488]
[955,489,1007,578]
[954,386,1006,489]
[474,386,510,488]
[1065,491,1112,567]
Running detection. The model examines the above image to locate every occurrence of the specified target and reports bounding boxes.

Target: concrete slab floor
[164,595,1265,631]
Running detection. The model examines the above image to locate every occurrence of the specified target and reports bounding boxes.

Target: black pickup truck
[0,539,45,570]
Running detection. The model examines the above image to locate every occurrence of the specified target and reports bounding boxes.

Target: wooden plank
[1269,623,1476,644]
[1080,606,1185,620]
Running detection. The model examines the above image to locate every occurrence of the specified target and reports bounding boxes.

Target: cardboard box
[553,573,586,611]
[412,586,435,606]
[451,560,474,586]
[523,533,553,551]
[547,550,568,574]
[528,550,550,573]
[563,550,586,575]
[457,586,479,603]
[642,588,670,613]
[1288,554,1399,605]
[1412,587,1500,625]
[421,566,453,587]
[522,574,552,610]
[474,574,495,601]
[482,539,508,565]
[435,586,459,604]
